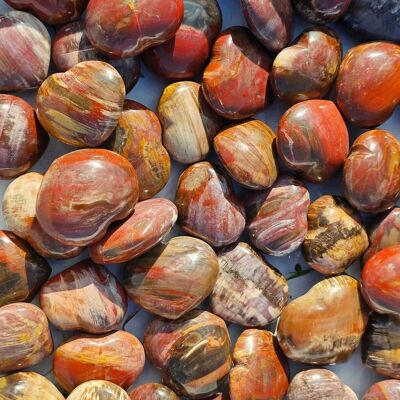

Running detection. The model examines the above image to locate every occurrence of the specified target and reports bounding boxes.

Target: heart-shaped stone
[0,11,51,92]
[67,381,130,400]
[128,384,179,400]
[124,236,218,319]
[175,161,246,247]
[36,61,125,147]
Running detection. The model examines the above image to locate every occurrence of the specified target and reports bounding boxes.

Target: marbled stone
[0,95,48,179]
[52,21,140,92]
[85,0,184,58]
[0,230,51,307]
[303,196,369,275]
[210,242,288,327]
[0,303,53,373]
[344,130,400,214]
[40,260,127,333]
[158,81,222,164]
[106,100,170,199]
[36,61,125,147]
[53,331,145,393]
[246,176,310,256]
[364,380,400,400]
[362,245,400,315]
[144,310,231,398]
[277,100,349,183]
[202,26,271,120]
[277,275,368,364]
[90,199,177,265]
[294,0,352,23]
[124,236,218,319]
[3,173,82,259]
[66,380,130,400]
[0,11,50,92]
[241,0,292,52]
[287,369,357,400]
[36,149,139,247]
[214,120,278,189]
[143,0,222,79]
[336,42,400,127]
[129,384,179,400]
[230,329,289,400]
[175,162,246,247]
[0,372,64,400]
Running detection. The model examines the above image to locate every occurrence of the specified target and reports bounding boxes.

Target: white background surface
[1,0,399,398]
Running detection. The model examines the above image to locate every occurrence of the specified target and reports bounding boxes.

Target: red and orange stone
[129,383,179,400]
[90,199,177,265]
[143,0,222,80]
[277,100,349,183]
[85,0,184,58]
[362,245,400,315]
[0,303,53,373]
[40,260,127,333]
[336,42,400,127]
[344,130,400,214]
[0,95,48,179]
[175,162,246,247]
[202,26,271,120]
[36,149,139,247]
[53,330,145,393]
[364,380,400,400]
[230,329,289,400]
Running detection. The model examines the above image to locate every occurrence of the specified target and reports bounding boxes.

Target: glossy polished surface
[36,61,125,148]
[124,236,218,319]
[0,11,50,92]
[271,28,341,104]
[363,380,400,400]
[362,246,400,315]
[67,380,130,400]
[36,149,139,247]
[0,230,50,306]
[3,173,82,259]
[303,195,369,275]
[277,100,349,183]
[214,120,278,189]
[336,42,400,127]
[210,242,288,327]
[85,0,184,58]
[129,384,179,400]
[106,100,170,200]
[287,369,357,400]
[0,95,48,179]
[246,176,310,256]
[143,0,222,80]
[344,130,400,213]
[230,329,288,399]
[159,81,222,164]
[0,372,64,400]
[53,331,145,393]
[90,199,177,264]
[40,260,127,333]
[241,0,292,52]
[202,26,271,120]
[175,162,245,247]
[0,303,53,373]
[277,275,368,364]
[52,22,140,92]
[144,310,231,398]
[294,0,352,23]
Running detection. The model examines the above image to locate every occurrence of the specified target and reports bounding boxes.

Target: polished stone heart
[129,384,179,400]
[67,381,130,400]
[36,61,125,147]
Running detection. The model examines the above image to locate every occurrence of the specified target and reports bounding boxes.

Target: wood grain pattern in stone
[363,380,400,400]
[0,303,53,373]
[36,149,139,247]
[124,236,218,319]
[210,242,288,327]
[158,81,222,164]
[293,0,352,23]
[202,26,271,120]
[3,173,82,259]
[246,175,310,256]
[66,380,130,400]
[214,120,278,189]
[128,383,179,400]
[277,275,368,364]
[175,162,246,247]
[0,11,50,92]
[303,195,369,275]
[40,260,127,333]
